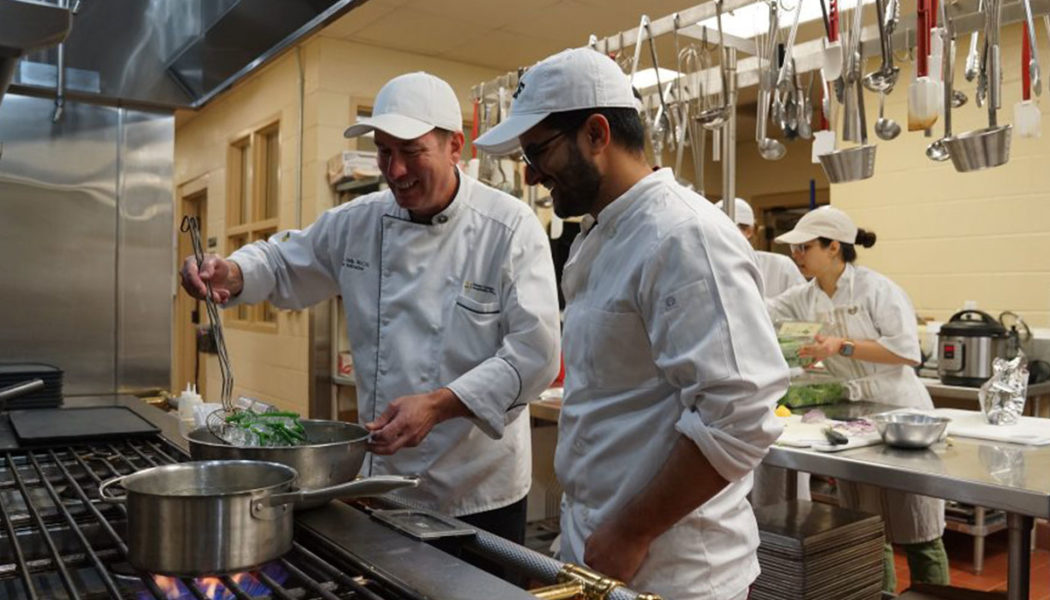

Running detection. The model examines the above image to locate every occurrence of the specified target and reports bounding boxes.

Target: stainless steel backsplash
[0,94,173,396]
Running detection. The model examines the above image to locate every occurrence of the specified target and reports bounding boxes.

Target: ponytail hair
[818,228,876,263]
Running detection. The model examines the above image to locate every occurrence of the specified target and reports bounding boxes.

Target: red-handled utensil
[1015,26,1042,137]
[909,0,940,130]
[821,0,843,80]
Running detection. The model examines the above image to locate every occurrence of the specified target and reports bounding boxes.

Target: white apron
[819,269,945,544]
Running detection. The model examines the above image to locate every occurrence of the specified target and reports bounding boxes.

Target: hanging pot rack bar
[471,0,1050,106]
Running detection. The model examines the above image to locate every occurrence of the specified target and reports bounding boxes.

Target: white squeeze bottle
[178,383,203,437]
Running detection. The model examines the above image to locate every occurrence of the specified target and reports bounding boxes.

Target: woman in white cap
[768,206,949,592]
[714,198,804,298]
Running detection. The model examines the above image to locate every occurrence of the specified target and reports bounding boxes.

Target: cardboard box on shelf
[327,151,380,185]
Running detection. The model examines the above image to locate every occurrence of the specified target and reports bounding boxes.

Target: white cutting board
[776,415,883,453]
[932,409,1050,446]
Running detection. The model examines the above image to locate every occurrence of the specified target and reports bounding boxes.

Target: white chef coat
[755,250,805,298]
[558,169,789,600]
[768,263,945,543]
[752,250,808,506]
[227,171,561,516]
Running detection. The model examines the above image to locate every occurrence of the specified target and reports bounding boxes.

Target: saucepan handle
[98,474,129,503]
[260,475,420,509]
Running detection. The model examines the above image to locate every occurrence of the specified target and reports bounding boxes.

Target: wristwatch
[839,339,856,357]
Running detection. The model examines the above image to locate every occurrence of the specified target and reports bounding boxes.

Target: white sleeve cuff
[445,357,523,439]
[674,408,783,482]
[225,245,275,307]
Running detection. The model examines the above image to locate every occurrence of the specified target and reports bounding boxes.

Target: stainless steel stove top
[0,436,422,599]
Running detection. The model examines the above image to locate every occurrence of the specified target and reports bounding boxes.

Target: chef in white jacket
[714,198,804,297]
[714,198,807,508]
[767,206,949,591]
[475,48,788,600]
[179,72,561,549]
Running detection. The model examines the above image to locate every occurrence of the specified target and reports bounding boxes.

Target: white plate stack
[752,500,885,600]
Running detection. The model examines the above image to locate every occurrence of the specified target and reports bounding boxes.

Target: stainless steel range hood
[4,0,361,110]
[0,0,71,107]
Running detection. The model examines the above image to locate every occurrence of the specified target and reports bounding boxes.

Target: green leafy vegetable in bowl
[224,410,307,447]
[778,382,846,408]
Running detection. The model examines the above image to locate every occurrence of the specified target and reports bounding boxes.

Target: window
[226,121,281,330]
[354,107,377,153]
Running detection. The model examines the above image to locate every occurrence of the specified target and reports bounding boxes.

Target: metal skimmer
[179,217,236,442]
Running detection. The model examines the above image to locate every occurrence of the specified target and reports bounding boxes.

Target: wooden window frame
[226,118,282,332]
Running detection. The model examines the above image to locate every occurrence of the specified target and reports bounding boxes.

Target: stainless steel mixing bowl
[871,413,950,449]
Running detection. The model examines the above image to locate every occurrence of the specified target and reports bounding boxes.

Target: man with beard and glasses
[474,48,789,600]
[179,72,561,569]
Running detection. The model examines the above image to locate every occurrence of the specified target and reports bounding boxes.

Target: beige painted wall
[832,25,1050,327]
[174,44,315,414]
[174,34,500,414]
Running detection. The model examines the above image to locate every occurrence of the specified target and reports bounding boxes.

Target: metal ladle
[875,91,901,139]
[926,3,955,161]
[863,0,900,93]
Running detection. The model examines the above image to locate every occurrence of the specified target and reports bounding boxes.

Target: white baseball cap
[775,206,858,245]
[473,48,636,156]
[714,198,755,226]
[344,72,462,140]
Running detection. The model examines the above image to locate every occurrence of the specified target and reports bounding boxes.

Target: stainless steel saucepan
[186,419,369,509]
[99,460,417,576]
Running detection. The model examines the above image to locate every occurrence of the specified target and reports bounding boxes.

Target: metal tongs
[757,0,786,159]
[180,216,235,441]
[696,0,733,129]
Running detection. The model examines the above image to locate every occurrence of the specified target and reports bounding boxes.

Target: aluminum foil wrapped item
[979,353,1030,425]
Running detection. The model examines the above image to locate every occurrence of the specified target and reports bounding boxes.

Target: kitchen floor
[894,530,1050,598]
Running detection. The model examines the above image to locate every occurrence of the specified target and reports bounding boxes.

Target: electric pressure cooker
[937,310,1012,387]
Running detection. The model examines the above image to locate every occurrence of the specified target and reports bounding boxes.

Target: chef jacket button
[435,215,448,224]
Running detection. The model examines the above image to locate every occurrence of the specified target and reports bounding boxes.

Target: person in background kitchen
[474,47,789,600]
[179,72,561,564]
[715,197,808,509]
[767,206,949,592]
[714,197,805,297]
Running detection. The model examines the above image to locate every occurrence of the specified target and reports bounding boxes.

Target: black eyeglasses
[521,131,565,169]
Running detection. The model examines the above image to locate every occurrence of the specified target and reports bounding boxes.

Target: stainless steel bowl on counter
[871,413,950,449]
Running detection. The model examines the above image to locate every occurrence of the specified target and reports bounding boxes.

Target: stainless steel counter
[921,377,1050,404]
[765,406,1050,600]
[766,438,1050,519]
[296,502,538,600]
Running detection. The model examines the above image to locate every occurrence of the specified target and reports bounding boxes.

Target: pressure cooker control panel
[938,336,965,372]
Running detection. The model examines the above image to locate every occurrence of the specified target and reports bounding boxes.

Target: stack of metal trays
[0,363,63,409]
[752,500,885,600]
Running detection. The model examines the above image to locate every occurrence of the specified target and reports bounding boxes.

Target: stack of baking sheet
[0,363,62,409]
[752,500,884,600]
